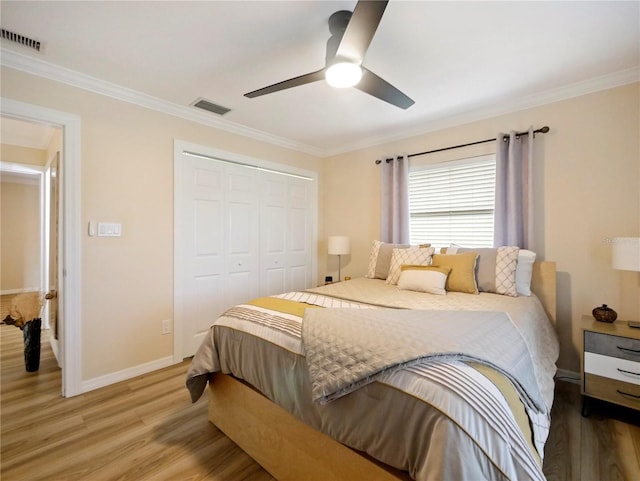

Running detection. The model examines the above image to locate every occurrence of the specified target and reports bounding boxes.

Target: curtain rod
[375,126,550,164]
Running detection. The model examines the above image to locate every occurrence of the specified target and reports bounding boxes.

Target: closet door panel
[225,165,259,302]
[286,179,313,292]
[260,172,288,296]
[180,158,227,356]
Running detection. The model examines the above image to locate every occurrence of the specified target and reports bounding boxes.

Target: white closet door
[176,144,316,359]
[260,171,288,296]
[179,156,226,356]
[286,177,313,292]
[260,171,313,296]
[224,164,260,307]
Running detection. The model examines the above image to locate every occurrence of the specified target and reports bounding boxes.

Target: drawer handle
[617,345,640,355]
[617,389,640,401]
[617,368,640,377]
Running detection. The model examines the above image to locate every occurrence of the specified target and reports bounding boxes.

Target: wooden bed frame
[208,261,557,481]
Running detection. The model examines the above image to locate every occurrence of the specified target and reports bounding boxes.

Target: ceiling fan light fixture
[325,61,362,88]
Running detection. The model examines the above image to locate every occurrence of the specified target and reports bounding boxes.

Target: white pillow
[397,266,451,295]
[386,246,435,285]
[515,250,536,296]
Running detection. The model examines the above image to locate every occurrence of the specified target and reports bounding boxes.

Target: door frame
[1,98,82,397]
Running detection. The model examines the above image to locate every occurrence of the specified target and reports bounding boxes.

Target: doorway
[1,119,61,367]
[1,98,82,397]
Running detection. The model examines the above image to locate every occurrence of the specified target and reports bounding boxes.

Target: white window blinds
[409,155,496,248]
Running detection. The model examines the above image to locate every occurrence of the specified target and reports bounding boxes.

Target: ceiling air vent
[192,98,231,116]
[1,28,42,52]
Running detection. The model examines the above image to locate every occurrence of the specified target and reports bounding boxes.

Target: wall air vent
[1,28,42,52]
[192,98,231,116]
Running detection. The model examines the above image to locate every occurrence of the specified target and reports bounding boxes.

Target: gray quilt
[302,308,545,412]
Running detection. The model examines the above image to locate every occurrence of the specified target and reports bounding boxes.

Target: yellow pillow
[431,252,479,294]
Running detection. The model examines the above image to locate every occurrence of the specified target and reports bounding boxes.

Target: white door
[223,164,260,307]
[175,143,317,359]
[260,171,288,295]
[177,155,259,357]
[179,156,225,356]
[286,177,313,292]
[260,172,313,296]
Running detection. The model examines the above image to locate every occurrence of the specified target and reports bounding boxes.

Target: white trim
[1,48,324,158]
[3,47,637,159]
[321,67,640,157]
[173,140,319,362]
[1,98,82,398]
[81,356,175,393]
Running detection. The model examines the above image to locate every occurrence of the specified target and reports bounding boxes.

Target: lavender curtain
[493,127,534,249]
[380,154,410,244]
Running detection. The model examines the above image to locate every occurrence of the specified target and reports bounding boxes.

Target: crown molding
[2,48,637,159]
[323,66,640,157]
[0,48,326,157]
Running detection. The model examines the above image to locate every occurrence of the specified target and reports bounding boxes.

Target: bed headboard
[530,261,557,323]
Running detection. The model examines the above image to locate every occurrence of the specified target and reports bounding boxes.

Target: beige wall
[1,67,323,381]
[0,179,41,291]
[322,82,640,373]
[1,144,47,166]
[2,64,637,382]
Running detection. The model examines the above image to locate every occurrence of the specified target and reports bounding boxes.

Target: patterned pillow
[365,240,383,278]
[386,246,435,285]
[431,252,479,294]
[397,266,452,295]
[365,240,410,279]
[447,245,520,296]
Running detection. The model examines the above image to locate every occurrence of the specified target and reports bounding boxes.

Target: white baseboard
[0,287,40,296]
[556,368,580,384]
[80,356,176,393]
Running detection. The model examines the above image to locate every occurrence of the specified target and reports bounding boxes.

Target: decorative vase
[592,304,617,323]
[23,318,41,372]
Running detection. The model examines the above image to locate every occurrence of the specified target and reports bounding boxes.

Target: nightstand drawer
[584,331,640,361]
[584,352,640,385]
[584,373,640,410]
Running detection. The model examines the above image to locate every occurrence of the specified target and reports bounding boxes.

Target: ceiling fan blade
[356,67,414,109]
[244,69,326,98]
[336,0,388,62]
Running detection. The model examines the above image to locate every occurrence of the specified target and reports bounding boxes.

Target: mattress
[187,278,559,481]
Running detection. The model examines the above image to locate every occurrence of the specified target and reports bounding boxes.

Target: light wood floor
[1,322,639,481]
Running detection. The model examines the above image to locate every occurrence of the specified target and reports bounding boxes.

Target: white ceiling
[1,1,639,156]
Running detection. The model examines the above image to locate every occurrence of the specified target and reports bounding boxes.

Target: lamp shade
[328,236,350,256]
[612,237,640,272]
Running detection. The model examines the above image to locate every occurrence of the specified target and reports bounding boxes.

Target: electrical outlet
[161,319,172,335]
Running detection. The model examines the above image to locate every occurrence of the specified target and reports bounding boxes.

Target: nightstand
[581,315,640,416]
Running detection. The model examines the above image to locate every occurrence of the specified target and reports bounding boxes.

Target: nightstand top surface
[581,315,640,340]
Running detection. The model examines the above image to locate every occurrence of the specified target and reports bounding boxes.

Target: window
[409,155,496,248]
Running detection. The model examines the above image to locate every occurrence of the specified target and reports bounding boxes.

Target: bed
[186,246,559,481]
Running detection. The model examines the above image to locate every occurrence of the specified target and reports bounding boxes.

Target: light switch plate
[97,222,122,237]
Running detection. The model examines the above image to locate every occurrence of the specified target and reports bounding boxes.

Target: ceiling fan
[244,0,414,109]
